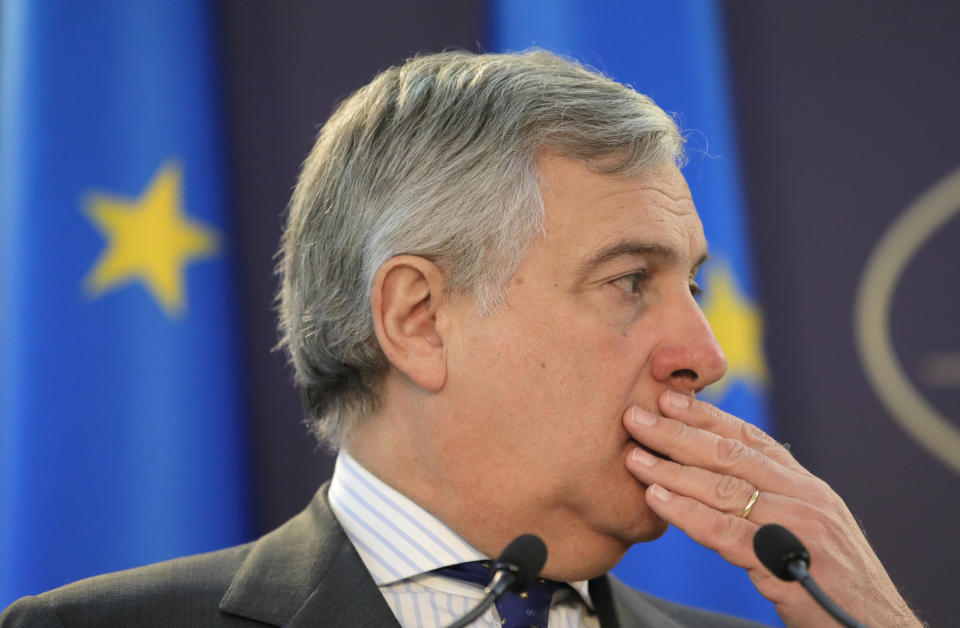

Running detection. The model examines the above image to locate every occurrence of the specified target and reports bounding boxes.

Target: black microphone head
[753,524,811,581]
[496,534,547,591]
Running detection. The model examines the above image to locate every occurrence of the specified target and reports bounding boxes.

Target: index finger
[659,390,809,475]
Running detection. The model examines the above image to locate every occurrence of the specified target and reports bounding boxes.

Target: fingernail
[665,390,691,410]
[630,406,658,427]
[631,447,659,467]
[649,484,673,502]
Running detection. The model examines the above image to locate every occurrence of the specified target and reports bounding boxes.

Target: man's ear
[370,255,449,392]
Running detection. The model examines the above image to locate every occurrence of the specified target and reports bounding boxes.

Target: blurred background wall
[2,1,957,626]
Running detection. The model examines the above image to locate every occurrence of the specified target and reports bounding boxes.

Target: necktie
[435,561,560,628]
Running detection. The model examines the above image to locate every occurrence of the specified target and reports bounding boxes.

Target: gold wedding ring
[741,489,760,519]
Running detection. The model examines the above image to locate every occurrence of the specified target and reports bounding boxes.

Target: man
[2,50,921,627]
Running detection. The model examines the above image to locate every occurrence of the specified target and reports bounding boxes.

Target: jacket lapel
[590,574,686,628]
[218,483,399,627]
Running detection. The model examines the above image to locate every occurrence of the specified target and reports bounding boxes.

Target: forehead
[534,153,706,270]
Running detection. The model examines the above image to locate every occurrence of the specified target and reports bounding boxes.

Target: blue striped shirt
[329,451,599,627]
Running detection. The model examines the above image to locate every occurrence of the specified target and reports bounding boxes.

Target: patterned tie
[435,561,560,628]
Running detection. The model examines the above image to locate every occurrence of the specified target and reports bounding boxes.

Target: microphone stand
[447,565,517,628]
[786,561,870,628]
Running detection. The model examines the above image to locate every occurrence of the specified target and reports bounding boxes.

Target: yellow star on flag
[83,162,220,317]
[700,262,767,399]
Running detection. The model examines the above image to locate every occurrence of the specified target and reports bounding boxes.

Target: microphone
[446,534,548,628]
[754,524,871,628]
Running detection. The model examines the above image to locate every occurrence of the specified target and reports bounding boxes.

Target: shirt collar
[328,450,594,609]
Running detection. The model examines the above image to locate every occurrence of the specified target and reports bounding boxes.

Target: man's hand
[623,389,922,628]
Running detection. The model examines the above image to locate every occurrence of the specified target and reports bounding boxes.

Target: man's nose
[649,296,727,394]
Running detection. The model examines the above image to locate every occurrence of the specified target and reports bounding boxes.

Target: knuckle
[671,420,689,440]
[796,475,833,503]
[674,464,695,485]
[661,462,682,484]
[740,422,773,448]
[821,486,849,515]
[785,500,851,546]
[679,497,702,520]
[715,475,741,502]
[716,437,751,469]
[797,510,834,543]
[788,501,824,531]
[761,441,789,460]
[709,511,740,541]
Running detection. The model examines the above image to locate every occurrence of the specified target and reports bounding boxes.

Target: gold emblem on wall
[855,166,960,475]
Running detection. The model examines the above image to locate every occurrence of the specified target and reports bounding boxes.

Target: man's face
[441,153,727,579]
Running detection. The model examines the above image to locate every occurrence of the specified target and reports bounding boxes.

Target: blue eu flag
[487,1,776,624]
[0,1,249,608]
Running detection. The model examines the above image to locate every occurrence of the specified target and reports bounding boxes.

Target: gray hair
[278,50,684,448]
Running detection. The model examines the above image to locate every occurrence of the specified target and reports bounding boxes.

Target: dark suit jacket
[1,485,767,627]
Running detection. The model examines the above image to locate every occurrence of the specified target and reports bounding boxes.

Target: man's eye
[612,271,648,297]
[690,281,703,300]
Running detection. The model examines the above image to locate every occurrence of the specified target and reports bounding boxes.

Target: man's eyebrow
[576,239,711,279]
